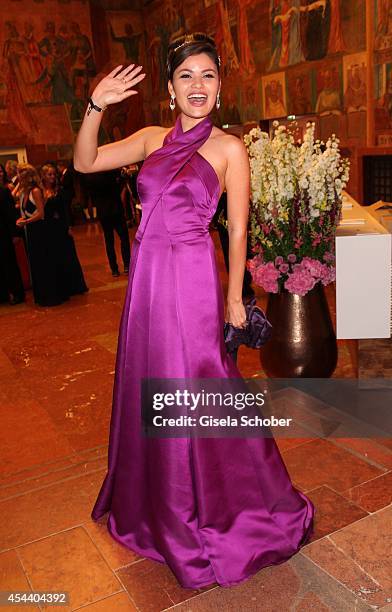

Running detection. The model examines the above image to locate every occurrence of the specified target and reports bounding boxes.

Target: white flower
[243,122,350,234]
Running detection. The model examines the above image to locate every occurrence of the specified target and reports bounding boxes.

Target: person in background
[4,160,29,284]
[57,159,76,227]
[7,160,23,219]
[86,170,130,276]
[16,163,67,306]
[41,163,88,296]
[120,163,140,227]
[0,164,12,189]
[5,160,19,193]
[74,171,97,222]
[0,185,25,305]
[84,193,98,222]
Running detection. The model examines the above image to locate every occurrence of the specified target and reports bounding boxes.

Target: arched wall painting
[0,0,95,146]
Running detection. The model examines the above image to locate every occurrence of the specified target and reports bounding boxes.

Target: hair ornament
[173,34,196,53]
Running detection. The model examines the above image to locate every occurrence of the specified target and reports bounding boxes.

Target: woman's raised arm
[74,64,149,173]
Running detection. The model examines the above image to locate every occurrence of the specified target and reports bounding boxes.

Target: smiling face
[43,166,57,187]
[168,52,220,119]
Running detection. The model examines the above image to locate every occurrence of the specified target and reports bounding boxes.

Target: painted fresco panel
[287,65,313,115]
[0,0,94,145]
[0,0,377,149]
[313,60,343,114]
[343,52,367,112]
[262,71,287,119]
[106,10,145,66]
[239,78,263,124]
[375,61,392,131]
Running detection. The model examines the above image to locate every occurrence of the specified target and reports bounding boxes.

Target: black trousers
[0,236,25,302]
[100,214,131,272]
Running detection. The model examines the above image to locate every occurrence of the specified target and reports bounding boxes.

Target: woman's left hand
[16,218,26,226]
[225,299,246,328]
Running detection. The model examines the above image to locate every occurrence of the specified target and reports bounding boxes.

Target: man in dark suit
[0,186,25,305]
[86,170,130,276]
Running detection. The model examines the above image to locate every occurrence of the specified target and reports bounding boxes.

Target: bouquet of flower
[243,122,350,296]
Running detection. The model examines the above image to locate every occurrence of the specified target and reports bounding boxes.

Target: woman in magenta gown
[74,33,314,589]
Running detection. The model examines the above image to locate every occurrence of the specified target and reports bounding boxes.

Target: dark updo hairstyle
[166,33,221,82]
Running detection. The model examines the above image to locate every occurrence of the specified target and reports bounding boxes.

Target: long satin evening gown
[92,114,315,589]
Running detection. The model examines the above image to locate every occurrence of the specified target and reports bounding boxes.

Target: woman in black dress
[41,164,88,297]
[16,164,67,306]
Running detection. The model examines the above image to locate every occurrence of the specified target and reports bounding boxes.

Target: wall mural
[266,0,346,70]
[375,0,392,50]
[144,0,186,103]
[0,0,386,152]
[374,0,392,142]
[343,52,367,113]
[0,0,95,146]
[103,10,147,140]
[287,66,313,115]
[314,61,342,115]
[139,0,366,146]
[137,0,368,140]
[107,10,144,66]
[262,71,287,119]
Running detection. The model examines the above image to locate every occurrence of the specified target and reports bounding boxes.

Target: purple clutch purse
[224,297,272,354]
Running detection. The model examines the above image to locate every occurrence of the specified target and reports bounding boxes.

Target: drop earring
[216,92,221,110]
[169,94,176,111]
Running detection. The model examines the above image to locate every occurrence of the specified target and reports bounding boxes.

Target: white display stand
[335,192,392,339]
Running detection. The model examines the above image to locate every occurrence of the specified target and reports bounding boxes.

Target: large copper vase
[260,283,337,378]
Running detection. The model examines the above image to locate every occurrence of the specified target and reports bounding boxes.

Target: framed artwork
[287,67,313,116]
[262,71,287,119]
[343,52,367,112]
[314,61,343,115]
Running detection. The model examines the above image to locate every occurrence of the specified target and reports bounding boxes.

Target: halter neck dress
[92,114,314,588]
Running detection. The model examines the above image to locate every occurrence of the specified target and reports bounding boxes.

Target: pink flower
[275,256,284,266]
[286,257,336,293]
[312,235,322,247]
[247,254,263,273]
[301,257,325,277]
[320,265,335,286]
[284,268,316,296]
[287,254,297,263]
[279,263,289,274]
[250,260,281,293]
[282,256,337,295]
